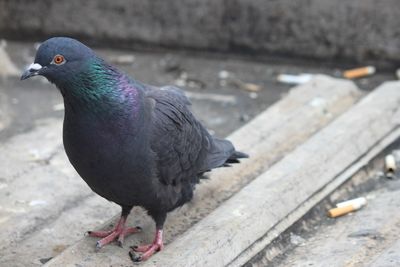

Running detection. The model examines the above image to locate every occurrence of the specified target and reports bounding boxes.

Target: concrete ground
[0,40,398,266]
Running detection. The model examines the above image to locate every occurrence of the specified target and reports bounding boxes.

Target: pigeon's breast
[62,113,156,206]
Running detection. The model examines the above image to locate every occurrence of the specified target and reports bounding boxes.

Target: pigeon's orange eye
[53,55,65,65]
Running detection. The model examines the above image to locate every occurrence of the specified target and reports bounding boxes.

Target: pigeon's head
[21,37,96,85]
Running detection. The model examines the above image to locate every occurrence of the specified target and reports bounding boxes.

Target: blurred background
[1,1,400,266]
[0,0,398,140]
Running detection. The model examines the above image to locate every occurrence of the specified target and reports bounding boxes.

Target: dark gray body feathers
[63,82,247,222]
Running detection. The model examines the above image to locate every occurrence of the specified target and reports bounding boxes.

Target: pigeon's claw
[131,244,152,253]
[96,231,120,249]
[129,229,164,262]
[87,229,113,238]
[87,216,141,248]
[130,243,163,262]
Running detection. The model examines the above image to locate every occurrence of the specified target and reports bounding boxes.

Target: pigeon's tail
[201,137,248,172]
[224,150,249,165]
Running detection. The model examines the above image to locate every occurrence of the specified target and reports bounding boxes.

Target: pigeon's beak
[20,63,43,80]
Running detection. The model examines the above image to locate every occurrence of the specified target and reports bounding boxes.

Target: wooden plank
[44,76,362,266]
[0,195,120,267]
[239,127,400,267]
[135,81,400,267]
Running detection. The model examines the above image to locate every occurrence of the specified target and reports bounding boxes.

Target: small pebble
[29,200,47,206]
[239,114,250,122]
[249,92,258,99]
[218,70,231,79]
[39,257,53,264]
[109,55,135,65]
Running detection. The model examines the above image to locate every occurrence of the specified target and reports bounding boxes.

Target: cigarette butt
[227,76,262,92]
[277,74,313,85]
[336,197,367,208]
[242,83,262,92]
[343,66,376,79]
[328,205,356,218]
[385,154,396,173]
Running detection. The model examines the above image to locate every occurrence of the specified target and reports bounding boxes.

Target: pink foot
[129,229,164,262]
[87,216,141,248]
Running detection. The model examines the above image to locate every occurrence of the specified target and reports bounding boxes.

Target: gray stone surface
[1,1,400,63]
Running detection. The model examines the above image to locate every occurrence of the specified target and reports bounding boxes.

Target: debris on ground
[175,72,206,89]
[249,92,258,99]
[239,114,250,122]
[159,54,183,73]
[0,40,20,78]
[108,54,135,64]
[185,91,236,104]
[385,154,396,178]
[343,66,376,79]
[328,197,367,218]
[289,233,306,246]
[39,257,53,264]
[219,70,262,92]
[28,199,48,207]
[347,229,382,239]
[52,244,68,254]
[276,73,313,85]
[384,150,400,179]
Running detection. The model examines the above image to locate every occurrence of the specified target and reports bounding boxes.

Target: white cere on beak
[29,63,42,71]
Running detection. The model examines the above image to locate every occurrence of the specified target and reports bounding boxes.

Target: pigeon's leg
[87,206,141,248]
[129,212,166,262]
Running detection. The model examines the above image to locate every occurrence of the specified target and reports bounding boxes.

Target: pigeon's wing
[145,86,210,186]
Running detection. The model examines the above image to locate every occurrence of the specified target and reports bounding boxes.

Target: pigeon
[21,37,248,262]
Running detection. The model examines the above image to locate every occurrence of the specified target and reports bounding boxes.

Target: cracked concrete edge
[140,81,400,267]
[44,76,363,266]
